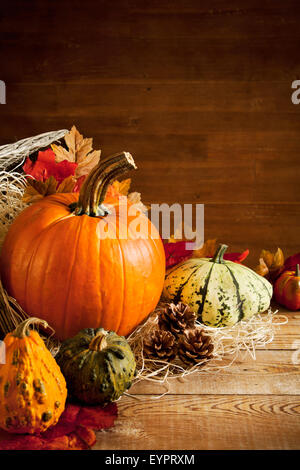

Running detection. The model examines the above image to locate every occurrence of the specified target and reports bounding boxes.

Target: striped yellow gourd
[163,244,273,327]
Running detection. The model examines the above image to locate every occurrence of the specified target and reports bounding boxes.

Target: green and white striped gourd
[163,244,273,327]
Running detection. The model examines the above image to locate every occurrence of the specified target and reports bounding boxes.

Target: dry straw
[0,130,67,352]
[127,303,288,393]
[0,129,68,171]
[0,171,28,247]
[0,129,68,248]
[0,276,60,354]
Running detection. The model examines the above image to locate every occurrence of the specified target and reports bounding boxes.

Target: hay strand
[0,171,28,247]
[0,129,68,171]
[0,277,29,335]
[127,304,288,390]
[0,276,60,355]
[0,129,69,247]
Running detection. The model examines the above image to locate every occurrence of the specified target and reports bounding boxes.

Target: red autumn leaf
[42,426,96,450]
[0,402,117,450]
[42,434,82,450]
[224,249,249,264]
[73,425,96,447]
[23,149,77,186]
[41,404,80,439]
[284,252,300,273]
[76,403,118,429]
[164,241,193,269]
[0,434,42,451]
[164,241,249,269]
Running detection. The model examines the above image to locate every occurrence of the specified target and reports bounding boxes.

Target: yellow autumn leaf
[272,248,284,271]
[57,175,76,193]
[51,144,71,163]
[193,239,218,258]
[111,178,131,196]
[22,176,58,204]
[22,185,44,204]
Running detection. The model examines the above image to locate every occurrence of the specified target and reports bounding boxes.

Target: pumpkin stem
[89,331,108,351]
[296,264,300,277]
[13,317,49,339]
[212,244,228,263]
[74,152,137,217]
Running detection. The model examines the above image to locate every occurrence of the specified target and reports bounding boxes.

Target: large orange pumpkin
[0,152,165,340]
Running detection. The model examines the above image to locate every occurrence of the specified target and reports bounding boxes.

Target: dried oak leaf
[23,175,76,204]
[22,176,57,203]
[51,125,101,179]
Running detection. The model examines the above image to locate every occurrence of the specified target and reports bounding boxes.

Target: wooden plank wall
[0,0,300,265]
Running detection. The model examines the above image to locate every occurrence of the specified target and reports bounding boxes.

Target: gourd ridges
[164,257,272,327]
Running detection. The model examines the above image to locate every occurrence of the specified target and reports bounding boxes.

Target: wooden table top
[94,306,300,450]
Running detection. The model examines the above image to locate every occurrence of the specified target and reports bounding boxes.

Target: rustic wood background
[1,0,300,266]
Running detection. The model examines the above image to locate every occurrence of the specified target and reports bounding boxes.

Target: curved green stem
[212,244,228,263]
[74,152,136,216]
[89,331,108,351]
[13,317,49,338]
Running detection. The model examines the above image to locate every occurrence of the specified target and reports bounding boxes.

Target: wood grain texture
[130,351,300,396]
[94,395,300,450]
[95,307,300,450]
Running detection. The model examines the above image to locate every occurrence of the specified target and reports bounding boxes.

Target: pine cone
[158,302,196,336]
[143,330,177,361]
[178,328,214,366]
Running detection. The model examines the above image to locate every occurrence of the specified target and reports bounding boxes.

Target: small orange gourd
[0,318,67,434]
[274,264,300,311]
